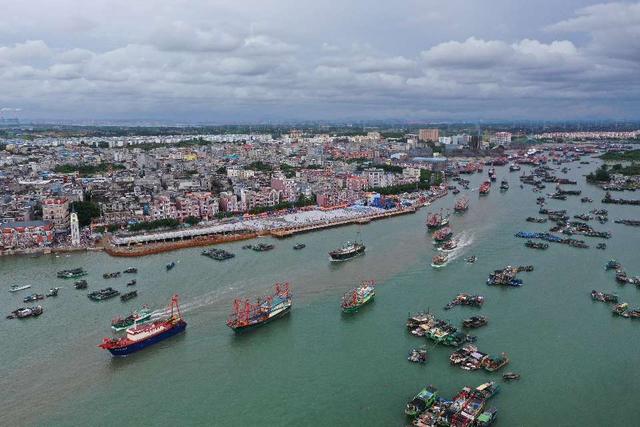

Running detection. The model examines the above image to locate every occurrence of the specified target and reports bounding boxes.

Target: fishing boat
[166,261,176,271]
[120,290,138,302]
[524,240,548,250]
[99,295,186,356]
[226,283,292,332]
[202,248,235,260]
[426,210,450,230]
[463,315,488,328]
[405,385,438,417]
[454,196,469,212]
[605,260,621,270]
[502,372,520,381]
[103,271,121,279]
[407,347,428,364]
[111,306,153,332]
[123,267,138,274]
[252,243,274,252]
[329,240,366,261]
[341,280,375,313]
[440,239,458,252]
[500,180,509,191]
[293,243,306,250]
[9,306,43,319]
[613,303,629,317]
[591,290,618,303]
[476,382,500,399]
[74,280,88,289]
[476,407,498,426]
[433,227,453,242]
[88,287,120,301]
[45,287,60,297]
[23,293,44,303]
[9,284,31,293]
[479,181,491,195]
[57,268,87,279]
[431,254,448,268]
[482,353,509,372]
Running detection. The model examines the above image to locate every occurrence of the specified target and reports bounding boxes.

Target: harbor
[2,157,640,426]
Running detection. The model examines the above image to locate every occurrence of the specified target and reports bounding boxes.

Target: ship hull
[105,321,187,356]
[329,246,366,261]
[229,305,291,333]
[342,293,375,313]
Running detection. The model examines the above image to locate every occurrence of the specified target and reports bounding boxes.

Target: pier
[269,206,417,237]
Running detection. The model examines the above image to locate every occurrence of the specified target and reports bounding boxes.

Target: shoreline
[2,190,448,259]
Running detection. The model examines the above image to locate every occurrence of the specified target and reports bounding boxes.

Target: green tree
[71,201,101,227]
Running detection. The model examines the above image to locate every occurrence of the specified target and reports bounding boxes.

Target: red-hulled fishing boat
[433,227,453,242]
[479,181,491,195]
[426,210,450,230]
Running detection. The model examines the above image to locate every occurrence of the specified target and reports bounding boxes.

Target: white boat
[9,284,31,293]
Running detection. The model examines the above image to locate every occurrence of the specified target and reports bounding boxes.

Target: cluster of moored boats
[605,260,640,286]
[406,383,500,426]
[407,312,476,347]
[450,344,509,372]
[486,265,533,287]
[444,293,484,310]
[201,248,235,260]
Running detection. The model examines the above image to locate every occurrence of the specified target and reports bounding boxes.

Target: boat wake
[149,287,239,318]
[442,231,475,262]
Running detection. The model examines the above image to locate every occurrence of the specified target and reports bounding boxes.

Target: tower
[70,212,80,246]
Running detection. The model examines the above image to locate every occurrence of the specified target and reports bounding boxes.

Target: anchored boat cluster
[406,383,500,427]
[486,265,533,287]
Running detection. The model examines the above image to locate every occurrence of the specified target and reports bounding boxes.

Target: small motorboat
[9,284,31,293]
[466,255,477,264]
[293,243,306,250]
[502,372,521,381]
[120,291,138,302]
[123,267,138,274]
[45,287,60,297]
[74,280,88,289]
[407,347,428,364]
[23,293,44,303]
[126,280,137,287]
[440,239,458,252]
[166,261,176,271]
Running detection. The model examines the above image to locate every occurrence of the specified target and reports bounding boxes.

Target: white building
[490,132,512,146]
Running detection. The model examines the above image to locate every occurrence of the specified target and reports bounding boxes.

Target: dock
[269,206,417,238]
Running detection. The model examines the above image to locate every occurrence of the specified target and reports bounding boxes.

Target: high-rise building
[70,212,80,246]
[418,128,439,142]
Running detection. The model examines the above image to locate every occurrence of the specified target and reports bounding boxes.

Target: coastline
[2,189,448,259]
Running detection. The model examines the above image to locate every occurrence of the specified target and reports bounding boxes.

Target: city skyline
[0,1,639,122]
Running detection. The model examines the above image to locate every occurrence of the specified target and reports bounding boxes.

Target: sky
[0,0,639,123]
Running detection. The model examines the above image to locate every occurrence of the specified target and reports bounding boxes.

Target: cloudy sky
[0,0,639,122]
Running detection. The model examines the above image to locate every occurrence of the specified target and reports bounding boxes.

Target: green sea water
[1,159,640,426]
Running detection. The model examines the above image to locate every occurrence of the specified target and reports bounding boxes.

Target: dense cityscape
[1,124,638,257]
